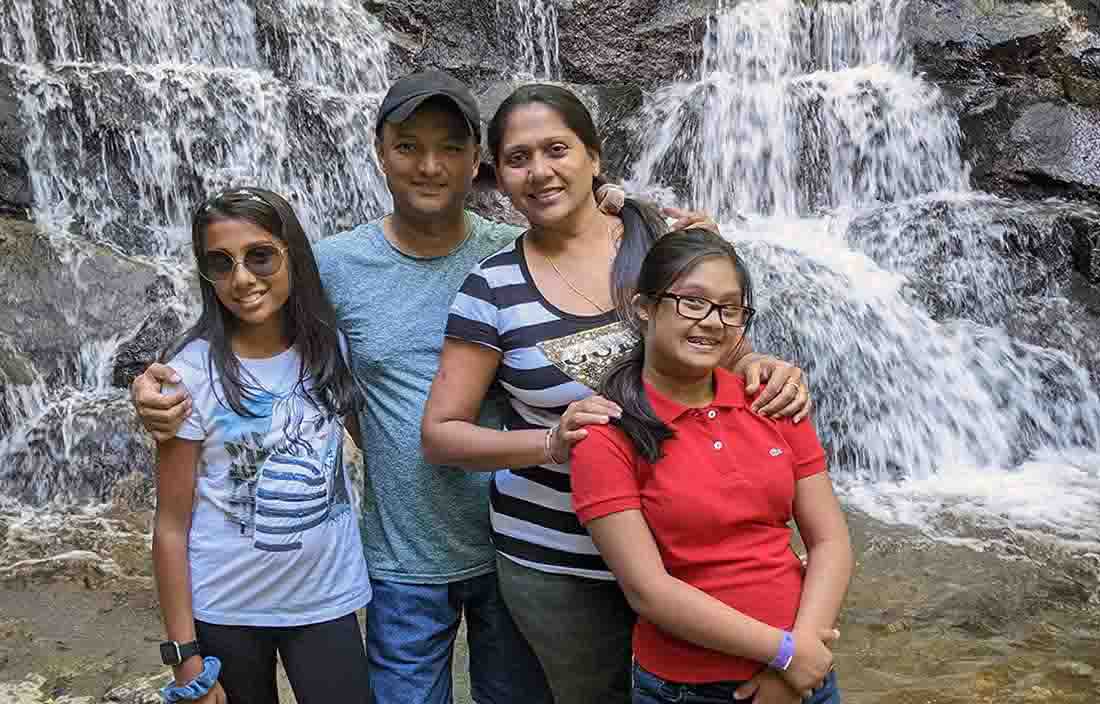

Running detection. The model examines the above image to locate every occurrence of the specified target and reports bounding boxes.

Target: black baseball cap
[375,71,482,142]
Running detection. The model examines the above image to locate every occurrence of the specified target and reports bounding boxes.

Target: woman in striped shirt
[421,84,813,703]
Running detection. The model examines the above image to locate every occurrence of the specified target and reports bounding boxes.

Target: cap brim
[385,93,436,124]
[384,93,478,138]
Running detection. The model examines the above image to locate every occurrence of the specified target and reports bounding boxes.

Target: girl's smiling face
[201,218,291,332]
[640,255,747,378]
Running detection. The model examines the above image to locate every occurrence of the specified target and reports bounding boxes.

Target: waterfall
[0,0,391,505]
[499,0,560,79]
[630,0,1100,575]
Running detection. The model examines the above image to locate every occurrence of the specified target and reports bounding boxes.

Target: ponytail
[599,342,674,464]
[594,176,669,317]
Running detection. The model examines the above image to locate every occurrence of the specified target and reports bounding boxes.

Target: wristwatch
[160,639,201,666]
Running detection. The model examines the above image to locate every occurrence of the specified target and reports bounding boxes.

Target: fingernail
[170,374,181,383]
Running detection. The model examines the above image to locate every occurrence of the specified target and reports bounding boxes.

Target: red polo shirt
[571,368,827,683]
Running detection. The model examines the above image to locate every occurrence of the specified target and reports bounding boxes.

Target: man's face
[376,100,480,220]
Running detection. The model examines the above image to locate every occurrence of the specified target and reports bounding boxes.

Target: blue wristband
[160,656,221,702]
[769,631,795,671]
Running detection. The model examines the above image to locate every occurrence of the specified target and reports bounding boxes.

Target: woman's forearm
[629,573,784,665]
[152,521,202,683]
[792,538,854,635]
[423,420,550,470]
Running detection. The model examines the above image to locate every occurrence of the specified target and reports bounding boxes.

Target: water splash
[631,0,965,218]
[630,0,1100,582]
[498,0,560,79]
[0,0,391,503]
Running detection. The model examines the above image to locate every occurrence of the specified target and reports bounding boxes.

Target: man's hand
[596,183,626,215]
[734,669,801,703]
[661,207,720,234]
[737,354,812,423]
[131,363,191,442]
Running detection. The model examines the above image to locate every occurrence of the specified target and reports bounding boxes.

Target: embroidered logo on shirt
[770,448,783,457]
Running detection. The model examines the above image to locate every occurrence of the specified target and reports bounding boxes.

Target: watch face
[160,641,180,665]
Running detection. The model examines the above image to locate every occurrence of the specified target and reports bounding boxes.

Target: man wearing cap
[130,70,808,703]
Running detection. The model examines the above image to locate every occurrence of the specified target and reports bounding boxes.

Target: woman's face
[640,255,746,378]
[494,103,600,228]
[201,218,291,331]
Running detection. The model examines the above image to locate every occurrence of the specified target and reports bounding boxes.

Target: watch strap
[160,639,201,665]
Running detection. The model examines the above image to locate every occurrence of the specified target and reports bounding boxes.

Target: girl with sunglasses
[570,229,853,704]
[152,187,370,704]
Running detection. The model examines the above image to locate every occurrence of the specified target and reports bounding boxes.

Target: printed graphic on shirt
[537,321,639,390]
[208,389,348,553]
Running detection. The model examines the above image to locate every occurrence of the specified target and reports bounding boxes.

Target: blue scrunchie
[160,656,222,702]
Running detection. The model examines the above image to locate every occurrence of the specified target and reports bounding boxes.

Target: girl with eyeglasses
[570,229,853,704]
[152,187,371,704]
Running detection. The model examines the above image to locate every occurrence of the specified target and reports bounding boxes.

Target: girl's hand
[781,627,838,697]
[196,681,227,704]
[734,669,801,703]
[549,395,623,463]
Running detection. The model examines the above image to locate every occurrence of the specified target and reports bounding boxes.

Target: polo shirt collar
[643,368,747,425]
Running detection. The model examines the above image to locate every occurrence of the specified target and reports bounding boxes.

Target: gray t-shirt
[314,212,522,584]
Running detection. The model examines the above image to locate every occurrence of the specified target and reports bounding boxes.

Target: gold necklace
[542,220,623,314]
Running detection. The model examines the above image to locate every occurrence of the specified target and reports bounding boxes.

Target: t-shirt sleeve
[778,417,827,480]
[468,211,524,249]
[444,261,501,351]
[571,427,643,524]
[162,357,206,442]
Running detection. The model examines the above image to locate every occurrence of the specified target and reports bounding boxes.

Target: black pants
[195,611,370,704]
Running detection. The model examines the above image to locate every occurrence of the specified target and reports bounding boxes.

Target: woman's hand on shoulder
[550,395,623,463]
[739,354,812,423]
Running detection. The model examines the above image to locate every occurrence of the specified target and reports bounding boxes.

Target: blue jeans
[365,572,551,704]
[632,661,841,704]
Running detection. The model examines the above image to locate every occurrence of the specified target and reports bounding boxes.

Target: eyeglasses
[656,293,755,328]
[198,243,288,284]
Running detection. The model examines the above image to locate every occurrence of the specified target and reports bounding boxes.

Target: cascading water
[498,0,560,79]
[0,0,391,507]
[630,0,1100,588]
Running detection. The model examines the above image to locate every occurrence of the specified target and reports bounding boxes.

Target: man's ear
[375,137,387,175]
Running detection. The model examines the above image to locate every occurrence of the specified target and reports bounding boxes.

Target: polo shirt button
[713,441,723,450]
[707,410,717,419]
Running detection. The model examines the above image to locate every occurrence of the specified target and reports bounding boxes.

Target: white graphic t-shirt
[166,339,370,627]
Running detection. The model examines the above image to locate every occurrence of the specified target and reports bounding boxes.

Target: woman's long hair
[162,187,362,421]
[600,228,755,463]
[487,83,668,311]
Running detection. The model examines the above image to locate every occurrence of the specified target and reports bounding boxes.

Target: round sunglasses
[198,242,288,284]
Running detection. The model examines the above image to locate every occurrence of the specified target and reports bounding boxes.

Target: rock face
[904,0,1100,202]
[0,67,30,219]
[0,218,175,389]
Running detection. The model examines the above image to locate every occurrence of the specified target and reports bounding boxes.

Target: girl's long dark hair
[600,228,755,463]
[487,83,668,309]
[162,187,362,421]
